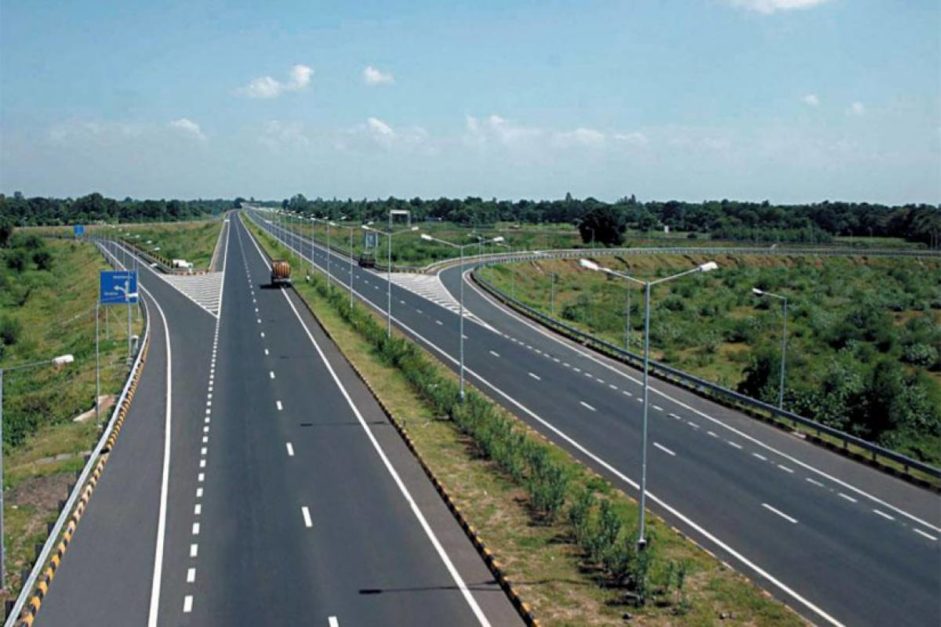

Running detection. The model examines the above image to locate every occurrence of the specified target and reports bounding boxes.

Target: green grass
[245,215,801,626]
[0,236,143,607]
[479,253,941,466]
[104,220,223,270]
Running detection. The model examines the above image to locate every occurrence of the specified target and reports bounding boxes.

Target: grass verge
[244,215,802,626]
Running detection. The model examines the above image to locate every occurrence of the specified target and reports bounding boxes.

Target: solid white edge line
[654,442,676,457]
[240,217,491,627]
[459,265,940,535]
[146,286,173,627]
[913,528,937,541]
[763,503,798,524]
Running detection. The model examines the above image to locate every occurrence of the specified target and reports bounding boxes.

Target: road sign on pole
[73,224,85,237]
[363,232,379,250]
[99,271,139,305]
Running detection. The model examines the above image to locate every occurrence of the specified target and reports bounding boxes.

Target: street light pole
[580,258,718,550]
[1,354,74,590]
[752,288,789,410]
[421,233,504,401]
[363,224,419,338]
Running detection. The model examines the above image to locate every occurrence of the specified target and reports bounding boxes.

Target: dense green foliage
[0,191,230,226]
[278,193,939,246]
[0,235,140,448]
[482,255,941,464]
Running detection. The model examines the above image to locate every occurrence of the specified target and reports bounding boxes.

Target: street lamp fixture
[364,224,420,337]
[421,233,506,400]
[579,257,717,550]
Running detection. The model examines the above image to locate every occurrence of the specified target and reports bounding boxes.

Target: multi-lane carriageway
[33,216,521,625]
[246,208,941,627]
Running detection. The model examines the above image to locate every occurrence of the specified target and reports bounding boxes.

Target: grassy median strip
[111,219,223,271]
[1,235,143,608]
[245,217,801,626]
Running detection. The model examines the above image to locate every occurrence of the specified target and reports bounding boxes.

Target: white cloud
[168,118,206,141]
[613,132,649,146]
[367,116,394,138]
[554,127,606,148]
[239,64,313,98]
[848,101,865,116]
[802,94,820,107]
[363,65,395,86]
[259,120,308,149]
[726,0,831,14]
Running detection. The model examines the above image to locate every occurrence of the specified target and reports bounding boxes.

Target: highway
[247,208,941,627]
[34,217,519,625]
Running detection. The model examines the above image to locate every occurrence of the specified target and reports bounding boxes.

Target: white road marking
[624,391,633,397]
[653,404,663,411]
[687,421,700,429]
[436,319,443,325]
[528,372,541,381]
[708,431,718,438]
[609,384,618,390]
[489,350,500,357]
[580,401,596,412]
[286,442,295,457]
[727,440,743,449]
[190,544,198,557]
[752,452,767,461]
[276,400,283,411]
[777,464,795,474]
[269,370,275,379]
[183,596,193,613]
[240,227,492,627]
[329,617,339,627]
[806,478,825,488]
[264,348,269,356]
[573,367,581,373]
[838,493,857,503]
[302,506,313,528]
[260,332,265,338]
[763,503,798,524]
[145,290,173,627]
[654,442,676,456]
[192,522,200,535]
[194,504,202,516]
[872,509,895,521]
[186,568,195,583]
[198,473,204,482]
[914,528,938,541]
[199,459,206,469]
[196,488,203,498]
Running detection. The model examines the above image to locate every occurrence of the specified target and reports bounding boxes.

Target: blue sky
[1,0,938,203]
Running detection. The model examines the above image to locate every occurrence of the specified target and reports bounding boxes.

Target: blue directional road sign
[99,271,139,305]
[73,224,85,237]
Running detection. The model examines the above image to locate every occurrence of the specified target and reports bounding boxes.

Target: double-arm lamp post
[361,224,419,337]
[578,258,718,549]
[420,233,504,400]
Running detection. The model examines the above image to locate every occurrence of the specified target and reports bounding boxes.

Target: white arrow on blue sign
[100,271,139,305]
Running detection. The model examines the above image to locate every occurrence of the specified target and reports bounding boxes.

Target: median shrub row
[304,264,687,607]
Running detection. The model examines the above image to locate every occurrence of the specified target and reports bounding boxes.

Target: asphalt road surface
[35,217,519,626]
[247,207,941,627]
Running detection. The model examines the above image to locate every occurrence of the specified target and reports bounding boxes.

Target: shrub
[0,316,22,345]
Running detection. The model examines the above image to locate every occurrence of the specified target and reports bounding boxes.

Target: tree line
[0,192,230,234]
[279,193,939,246]
[2,191,937,247]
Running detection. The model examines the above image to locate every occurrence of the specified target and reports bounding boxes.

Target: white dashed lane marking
[653,442,676,456]
[580,401,596,412]
[763,503,798,524]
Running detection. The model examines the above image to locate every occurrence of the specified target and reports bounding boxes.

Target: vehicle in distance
[358,251,377,268]
[270,260,292,286]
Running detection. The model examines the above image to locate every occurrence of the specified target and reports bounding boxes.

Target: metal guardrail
[472,270,941,483]
[5,242,151,625]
